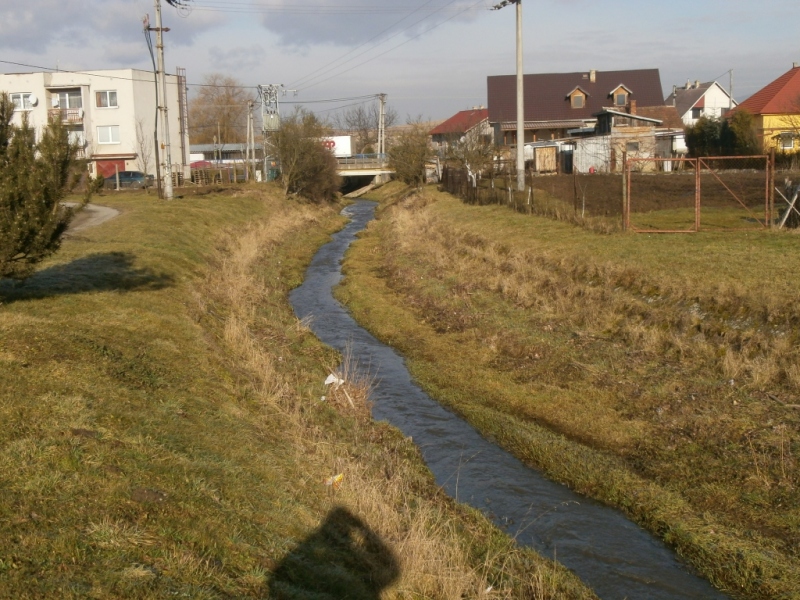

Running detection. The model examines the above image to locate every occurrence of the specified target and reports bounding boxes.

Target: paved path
[65,203,120,234]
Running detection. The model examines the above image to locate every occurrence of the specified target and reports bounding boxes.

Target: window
[68,129,86,147]
[571,94,584,109]
[97,125,120,144]
[691,107,702,120]
[96,90,118,108]
[54,90,82,109]
[626,141,640,153]
[780,133,794,151]
[10,92,34,111]
[615,92,627,106]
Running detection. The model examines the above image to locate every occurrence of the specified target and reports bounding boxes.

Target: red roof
[429,108,489,136]
[736,66,800,115]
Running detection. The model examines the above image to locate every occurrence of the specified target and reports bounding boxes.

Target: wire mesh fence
[439,164,623,232]
[625,156,772,232]
[440,153,783,233]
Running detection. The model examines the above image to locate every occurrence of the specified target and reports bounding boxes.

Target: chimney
[672,84,677,106]
[685,79,691,90]
[629,99,637,115]
[589,69,596,83]
[694,80,700,89]
[794,62,799,69]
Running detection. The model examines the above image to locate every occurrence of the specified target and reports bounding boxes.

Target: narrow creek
[290,201,729,600]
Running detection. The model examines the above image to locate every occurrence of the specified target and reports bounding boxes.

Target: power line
[289,0,465,91]
[287,0,442,90]
[298,0,487,93]
[0,60,385,107]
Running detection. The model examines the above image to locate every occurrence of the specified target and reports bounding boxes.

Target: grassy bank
[336,183,800,599]
[0,187,594,599]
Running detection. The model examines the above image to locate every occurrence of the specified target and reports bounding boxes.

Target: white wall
[0,68,188,177]
[681,82,737,126]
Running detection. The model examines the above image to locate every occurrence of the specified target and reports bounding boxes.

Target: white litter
[324,373,345,388]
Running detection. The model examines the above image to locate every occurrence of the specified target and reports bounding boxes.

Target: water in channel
[290,201,728,600]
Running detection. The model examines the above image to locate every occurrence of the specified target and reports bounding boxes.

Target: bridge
[336,154,394,177]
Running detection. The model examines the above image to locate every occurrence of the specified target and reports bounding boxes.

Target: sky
[0,0,798,125]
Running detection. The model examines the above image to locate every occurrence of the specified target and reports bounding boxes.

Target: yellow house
[736,64,800,151]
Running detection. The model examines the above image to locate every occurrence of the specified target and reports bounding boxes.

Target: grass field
[0,186,595,599]
[337,182,800,599]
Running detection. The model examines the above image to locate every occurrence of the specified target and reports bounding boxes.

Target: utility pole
[377,93,387,158]
[154,0,174,199]
[493,0,525,192]
[246,100,254,181]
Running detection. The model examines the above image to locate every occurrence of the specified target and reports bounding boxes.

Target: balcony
[48,108,84,124]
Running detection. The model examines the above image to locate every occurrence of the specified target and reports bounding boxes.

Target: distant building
[487,68,666,145]
[429,107,491,154]
[664,80,736,126]
[0,68,189,179]
[734,64,800,152]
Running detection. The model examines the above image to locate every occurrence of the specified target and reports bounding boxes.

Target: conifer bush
[0,93,79,280]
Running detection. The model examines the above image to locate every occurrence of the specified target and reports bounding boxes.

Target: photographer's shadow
[0,252,173,303]
[269,506,400,600]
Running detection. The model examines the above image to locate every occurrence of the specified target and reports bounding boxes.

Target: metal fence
[624,155,773,232]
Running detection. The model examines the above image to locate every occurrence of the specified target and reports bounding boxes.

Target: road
[64,203,120,234]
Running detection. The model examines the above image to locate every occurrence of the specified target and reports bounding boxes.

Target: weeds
[339,183,800,598]
[0,188,595,598]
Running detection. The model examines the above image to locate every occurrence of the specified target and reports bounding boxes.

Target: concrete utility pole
[377,93,387,157]
[492,0,525,191]
[154,0,174,199]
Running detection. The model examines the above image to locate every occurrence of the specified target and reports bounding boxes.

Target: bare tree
[389,118,431,188]
[271,108,341,201]
[188,74,253,145]
[445,128,494,187]
[332,101,397,153]
[135,118,154,176]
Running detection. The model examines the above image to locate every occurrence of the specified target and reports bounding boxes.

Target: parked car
[104,171,154,189]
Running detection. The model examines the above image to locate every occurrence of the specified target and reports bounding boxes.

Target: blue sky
[0,0,796,123]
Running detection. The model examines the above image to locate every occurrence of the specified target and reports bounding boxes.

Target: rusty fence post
[695,157,701,232]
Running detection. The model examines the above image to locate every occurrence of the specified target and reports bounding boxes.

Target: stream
[289,200,728,600]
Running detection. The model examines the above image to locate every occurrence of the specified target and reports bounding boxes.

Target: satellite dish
[28,94,38,107]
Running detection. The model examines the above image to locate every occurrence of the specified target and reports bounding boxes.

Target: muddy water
[290,201,728,600]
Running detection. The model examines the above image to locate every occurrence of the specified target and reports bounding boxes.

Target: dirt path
[65,203,120,234]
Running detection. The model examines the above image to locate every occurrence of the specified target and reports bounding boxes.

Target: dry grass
[337,183,800,599]
[0,186,594,599]
[199,196,595,599]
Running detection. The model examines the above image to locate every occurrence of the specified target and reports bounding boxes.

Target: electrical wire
[289,0,466,91]
[297,0,486,93]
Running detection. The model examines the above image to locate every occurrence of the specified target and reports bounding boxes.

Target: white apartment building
[0,68,189,179]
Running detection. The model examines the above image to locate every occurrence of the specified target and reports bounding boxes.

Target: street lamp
[492,0,524,192]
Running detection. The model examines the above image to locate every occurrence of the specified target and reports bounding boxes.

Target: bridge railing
[336,153,390,169]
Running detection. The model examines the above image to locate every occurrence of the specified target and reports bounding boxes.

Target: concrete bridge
[336,154,394,177]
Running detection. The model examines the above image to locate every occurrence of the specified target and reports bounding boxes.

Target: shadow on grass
[0,252,174,303]
[269,506,400,600]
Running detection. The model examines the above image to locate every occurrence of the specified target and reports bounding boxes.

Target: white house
[0,68,189,180]
[665,80,737,126]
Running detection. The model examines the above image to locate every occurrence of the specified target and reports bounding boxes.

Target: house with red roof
[665,80,736,126]
[735,64,800,151]
[429,107,491,154]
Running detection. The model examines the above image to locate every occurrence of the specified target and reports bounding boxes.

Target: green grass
[0,186,595,599]
[337,183,800,599]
